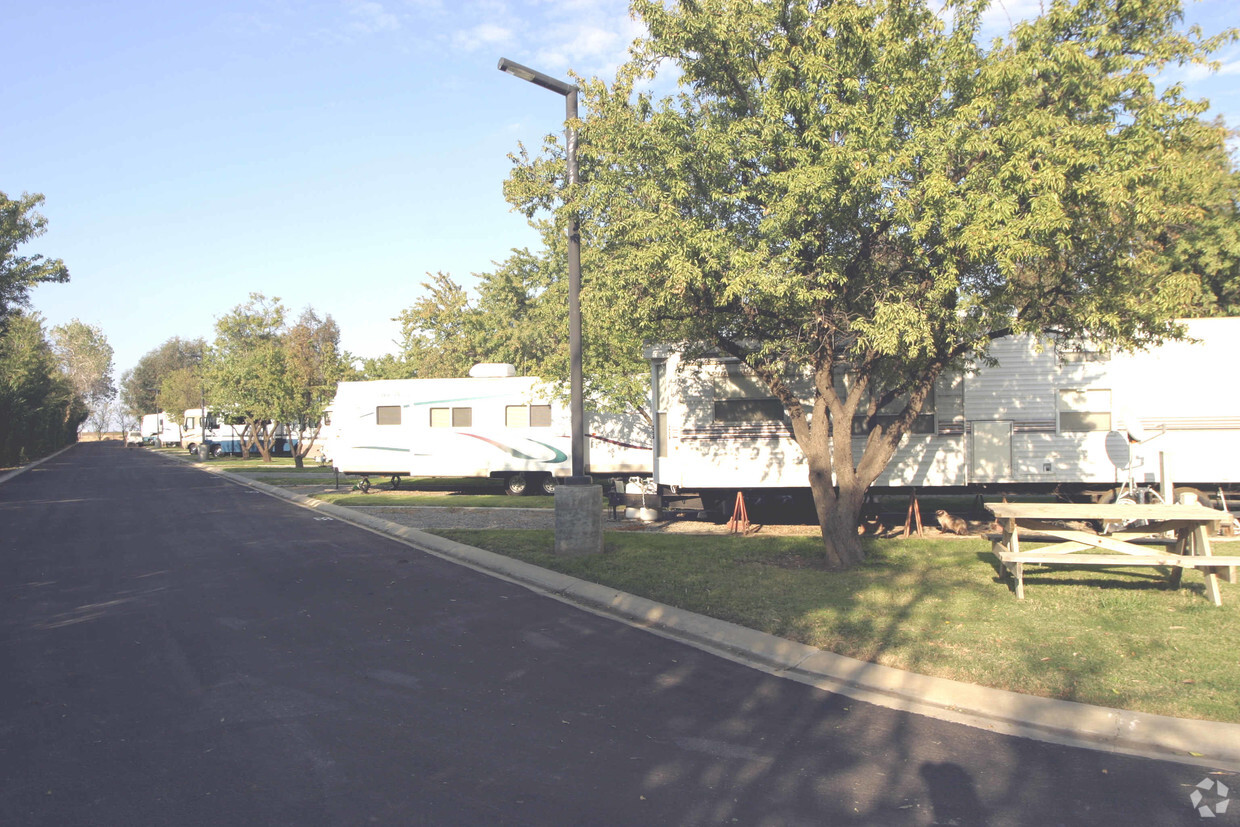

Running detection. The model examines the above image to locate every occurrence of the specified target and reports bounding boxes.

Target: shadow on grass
[429,527,1238,722]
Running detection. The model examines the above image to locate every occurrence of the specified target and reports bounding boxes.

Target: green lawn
[312,490,554,509]
[428,529,1240,723]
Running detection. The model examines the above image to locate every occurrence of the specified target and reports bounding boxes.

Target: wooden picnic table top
[987,502,1231,522]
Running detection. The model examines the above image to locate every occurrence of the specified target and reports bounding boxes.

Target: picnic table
[988,502,1240,606]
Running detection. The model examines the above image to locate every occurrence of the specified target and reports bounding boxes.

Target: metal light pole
[497,57,587,484]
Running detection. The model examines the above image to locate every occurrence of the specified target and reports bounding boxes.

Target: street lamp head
[497,57,577,97]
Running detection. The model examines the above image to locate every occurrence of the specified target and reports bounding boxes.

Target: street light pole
[497,57,587,483]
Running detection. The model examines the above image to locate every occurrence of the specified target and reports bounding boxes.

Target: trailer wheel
[187,443,198,456]
[505,474,529,496]
[539,475,557,496]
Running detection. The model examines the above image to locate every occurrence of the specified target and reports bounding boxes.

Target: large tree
[120,336,205,420]
[0,312,84,465]
[51,319,115,432]
[205,294,349,463]
[505,0,1237,568]
[0,192,70,333]
[281,308,349,467]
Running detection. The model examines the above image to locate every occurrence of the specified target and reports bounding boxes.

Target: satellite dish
[1105,430,1133,470]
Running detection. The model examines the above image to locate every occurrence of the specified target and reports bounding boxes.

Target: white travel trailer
[646,317,1240,509]
[139,412,181,447]
[325,364,652,494]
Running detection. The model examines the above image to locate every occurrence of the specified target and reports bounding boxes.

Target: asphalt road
[0,442,1234,826]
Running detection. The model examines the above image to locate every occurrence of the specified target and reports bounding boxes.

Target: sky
[3,0,1238,390]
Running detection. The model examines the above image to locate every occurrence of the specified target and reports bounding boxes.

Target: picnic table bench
[988,502,1240,606]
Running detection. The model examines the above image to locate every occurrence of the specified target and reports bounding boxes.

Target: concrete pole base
[554,483,604,556]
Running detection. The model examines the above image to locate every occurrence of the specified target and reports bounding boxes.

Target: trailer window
[431,407,472,428]
[714,398,785,422]
[376,406,401,425]
[1058,389,1111,432]
[506,405,552,428]
[713,364,783,423]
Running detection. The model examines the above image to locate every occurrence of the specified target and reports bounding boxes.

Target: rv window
[1058,389,1111,432]
[430,408,450,428]
[452,407,472,428]
[506,404,552,428]
[851,414,936,436]
[376,406,401,425]
[186,417,195,430]
[714,398,784,423]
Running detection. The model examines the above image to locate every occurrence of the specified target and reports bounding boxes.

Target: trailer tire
[187,443,198,456]
[539,475,557,496]
[505,474,529,496]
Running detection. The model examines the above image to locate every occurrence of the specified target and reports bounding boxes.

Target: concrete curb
[0,443,78,486]
[173,452,1240,772]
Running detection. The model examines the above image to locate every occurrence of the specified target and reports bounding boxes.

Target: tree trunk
[807,465,867,569]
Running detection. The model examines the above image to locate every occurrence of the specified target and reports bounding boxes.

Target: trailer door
[971,421,1012,482]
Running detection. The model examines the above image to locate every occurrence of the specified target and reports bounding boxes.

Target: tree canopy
[382,227,650,417]
[120,336,205,420]
[205,294,349,464]
[51,319,115,428]
[505,0,1239,567]
[0,192,70,333]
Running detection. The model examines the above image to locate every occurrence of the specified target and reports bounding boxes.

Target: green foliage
[0,192,70,332]
[158,368,202,426]
[204,294,349,463]
[0,312,85,465]
[120,336,204,419]
[386,232,650,415]
[50,319,115,418]
[504,0,1239,566]
[0,197,80,464]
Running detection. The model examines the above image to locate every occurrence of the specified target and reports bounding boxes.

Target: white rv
[139,412,181,447]
[326,364,652,494]
[181,408,250,457]
[646,317,1240,509]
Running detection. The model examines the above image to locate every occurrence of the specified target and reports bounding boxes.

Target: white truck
[139,412,182,447]
[645,316,1240,510]
[324,364,652,494]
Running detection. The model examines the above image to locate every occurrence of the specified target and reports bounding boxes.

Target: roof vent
[468,363,518,378]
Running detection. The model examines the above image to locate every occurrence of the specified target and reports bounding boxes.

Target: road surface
[0,442,1233,825]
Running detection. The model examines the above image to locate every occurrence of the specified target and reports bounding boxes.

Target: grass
[427,529,1240,723]
[313,490,554,509]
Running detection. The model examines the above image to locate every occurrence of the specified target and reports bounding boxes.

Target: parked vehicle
[325,364,652,494]
[124,429,143,447]
[182,408,300,457]
[645,317,1240,511]
[139,412,181,447]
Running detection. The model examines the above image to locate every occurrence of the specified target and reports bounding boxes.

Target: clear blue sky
[3,0,1237,386]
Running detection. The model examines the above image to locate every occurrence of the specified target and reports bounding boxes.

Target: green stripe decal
[461,434,567,464]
